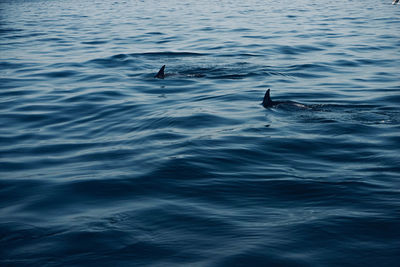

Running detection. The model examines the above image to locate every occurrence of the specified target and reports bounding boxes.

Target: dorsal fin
[262,89,273,108]
[155,65,165,79]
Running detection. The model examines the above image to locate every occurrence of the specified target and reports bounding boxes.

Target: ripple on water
[1,0,400,265]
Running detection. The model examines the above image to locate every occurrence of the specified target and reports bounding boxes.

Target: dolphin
[155,65,165,79]
[154,65,206,79]
[262,89,307,109]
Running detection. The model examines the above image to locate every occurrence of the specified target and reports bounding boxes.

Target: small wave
[0,28,23,34]
[36,37,64,42]
[210,73,257,80]
[217,52,263,57]
[287,63,334,72]
[276,44,324,55]
[333,59,359,67]
[86,57,133,68]
[356,58,394,67]
[77,74,108,82]
[111,53,128,59]
[81,40,108,45]
[60,90,127,104]
[135,113,240,131]
[32,70,80,78]
[145,31,164,35]
[129,52,208,57]
[348,45,393,52]
[290,72,327,78]
[0,62,34,70]
[3,32,46,39]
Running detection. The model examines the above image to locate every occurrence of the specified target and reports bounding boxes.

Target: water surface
[1,0,400,265]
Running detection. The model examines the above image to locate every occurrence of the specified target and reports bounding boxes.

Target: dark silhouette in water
[155,65,165,79]
[154,65,205,79]
[393,0,399,5]
[262,89,307,108]
[154,68,303,109]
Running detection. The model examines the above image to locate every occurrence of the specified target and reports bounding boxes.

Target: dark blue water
[1,0,400,265]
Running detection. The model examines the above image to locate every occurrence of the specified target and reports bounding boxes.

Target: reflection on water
[1,0,400,265]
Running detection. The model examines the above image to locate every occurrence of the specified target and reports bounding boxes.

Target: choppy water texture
[1,0,400,265]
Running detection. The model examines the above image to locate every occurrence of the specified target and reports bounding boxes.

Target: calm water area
[1,0,400,265]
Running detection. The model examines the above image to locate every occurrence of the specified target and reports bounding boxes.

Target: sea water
[1,0,400,265]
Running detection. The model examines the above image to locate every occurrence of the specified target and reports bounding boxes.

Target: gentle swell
[1,0,400,266]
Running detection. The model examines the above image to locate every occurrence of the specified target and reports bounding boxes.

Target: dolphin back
[262,89,273,108]
[155,65,165,79]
